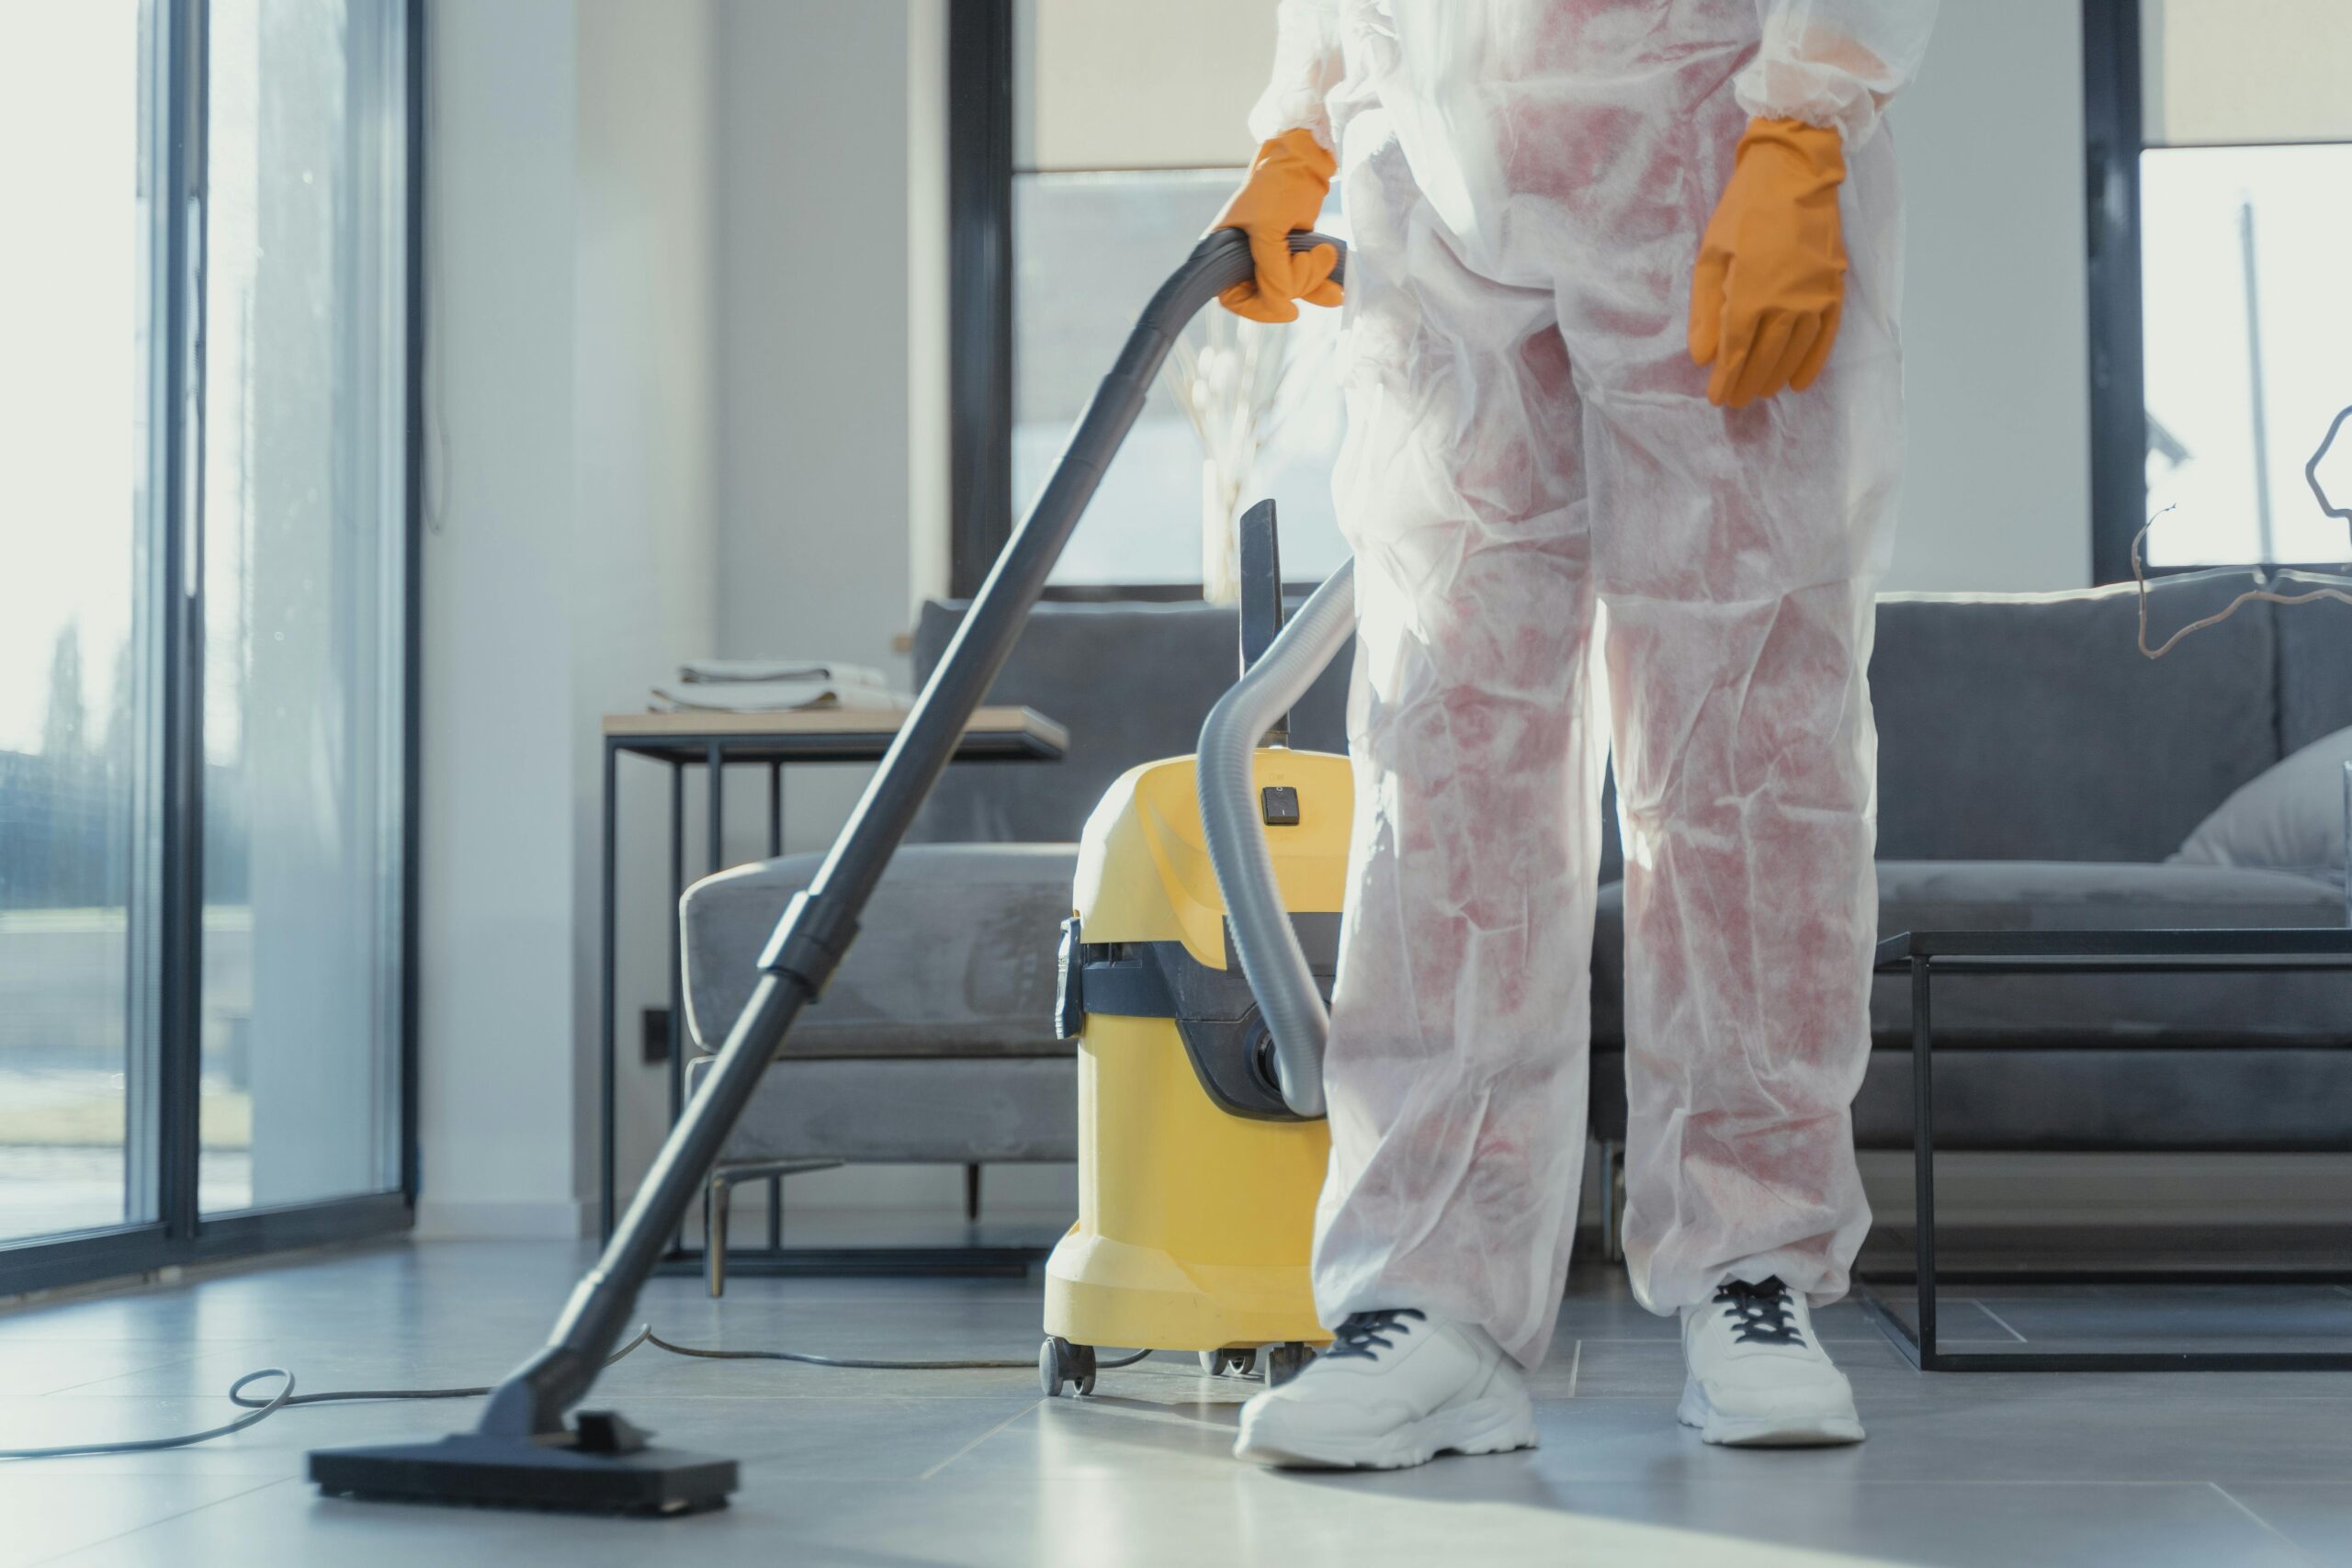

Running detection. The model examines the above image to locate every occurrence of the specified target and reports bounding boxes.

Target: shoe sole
[1677,1378,1864,1448]
[1234,1394,1538,1471]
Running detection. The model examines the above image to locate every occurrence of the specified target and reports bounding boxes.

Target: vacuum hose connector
[1197,560,1356,1119]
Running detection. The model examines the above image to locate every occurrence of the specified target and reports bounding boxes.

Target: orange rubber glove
[1212,129,1343,323]
[1689,118,1849,409]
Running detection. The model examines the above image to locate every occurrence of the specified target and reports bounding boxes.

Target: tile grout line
[26,1474,295,1568]
[2207,1480,2321,1565]
[1968,1300,2030,1344]
[918,1398,1043,1482]
[37,1351,211,1398]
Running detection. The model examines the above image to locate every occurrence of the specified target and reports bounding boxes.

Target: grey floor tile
[10,1241,2351,1568]
[0,1471,279,1568]
[40,1466,2315,1568]
[6,1466,1870,1568]
[1949,1288,2352,1351]
[1523,1389,2352,1487]
[0,1341,201,1398]
[2221,1483,2352,1566]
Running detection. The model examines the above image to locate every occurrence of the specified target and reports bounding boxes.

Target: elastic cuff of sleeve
[1245,106,1337,159]
[1732,62,1881,150]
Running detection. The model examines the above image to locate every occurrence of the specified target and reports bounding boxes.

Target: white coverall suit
[1254,0,1939,1369]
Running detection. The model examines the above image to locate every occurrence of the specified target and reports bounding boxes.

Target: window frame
[948,1,1336,603]
[2083,0,2148,587]
[2083,0,2352,583]
[947,0,1014,600]
[0,0,422,1298]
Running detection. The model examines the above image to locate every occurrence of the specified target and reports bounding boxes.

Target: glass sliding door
[0,2,161,1246]
[0,0,415,1292]
[198,0,407,1214]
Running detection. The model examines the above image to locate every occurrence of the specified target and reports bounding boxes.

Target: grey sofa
[681,575,2352,1269]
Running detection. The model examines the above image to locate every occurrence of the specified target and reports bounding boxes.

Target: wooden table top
[601,704,1068,761]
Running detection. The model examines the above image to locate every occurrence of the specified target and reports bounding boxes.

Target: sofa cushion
[1584,1045,2352,1152]
[682,844,1077,1058]
[1869,578,2281,863]
[2276,596,2352,752]
[686,1055,1077,1164]
[911,578,2300,872]
[1843,1047,2352,1151]
[2173,723,2352,876]
[1591,860,2352,1050]
[908,599,1352,845]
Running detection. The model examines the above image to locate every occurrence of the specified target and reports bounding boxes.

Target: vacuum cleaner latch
[1237,499,1290,749]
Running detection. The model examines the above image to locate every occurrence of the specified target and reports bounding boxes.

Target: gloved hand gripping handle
[469,229,1348,1442]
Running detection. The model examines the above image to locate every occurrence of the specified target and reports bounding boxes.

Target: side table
[1860,926,2352,1371]
[597,705,1068,1251]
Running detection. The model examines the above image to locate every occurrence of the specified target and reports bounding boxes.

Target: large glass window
[2093,0,2352,574]
[198,0,408,1213]
[0,0,412,1288]
[0,1,155,1244]
[2139,144,2352,567]
[1011,0,1348,592]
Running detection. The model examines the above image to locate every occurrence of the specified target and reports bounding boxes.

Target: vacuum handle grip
[1156,229,1348,331]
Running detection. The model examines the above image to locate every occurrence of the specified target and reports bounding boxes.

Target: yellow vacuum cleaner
[1041,502,1360,1394]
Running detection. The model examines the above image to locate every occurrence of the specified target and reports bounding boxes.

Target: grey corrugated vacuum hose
[1197,560,1356,1118]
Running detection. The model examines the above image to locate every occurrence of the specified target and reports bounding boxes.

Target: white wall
[419,0,719,1238]
[1884,0,2092,592]
[417,0,582,1238]
[713,2,933,682]
[422,0,960,1237]
[906,0,953,611]
[574,0,723,1213]
[606,0,973,1221]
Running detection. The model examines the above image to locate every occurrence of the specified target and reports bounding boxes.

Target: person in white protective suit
[1210,0,1939,1469]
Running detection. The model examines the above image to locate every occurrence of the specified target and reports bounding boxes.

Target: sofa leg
[1598,1140,1626,1264]
[707,1173,731,1299]
[965,1163,982,1224]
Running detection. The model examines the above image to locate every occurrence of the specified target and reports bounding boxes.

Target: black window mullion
[948,0,1014,599]
[399,0,425,1206]
[2084,0,2147,587]
[155,0,211,1246]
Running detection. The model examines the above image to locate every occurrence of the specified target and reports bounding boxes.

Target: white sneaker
[1679,1276,1865,1447]
[1233,1309,1538,1471]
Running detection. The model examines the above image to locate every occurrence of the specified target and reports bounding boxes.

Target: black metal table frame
[1858,927,2352,1371]
[598,723,1060,1279]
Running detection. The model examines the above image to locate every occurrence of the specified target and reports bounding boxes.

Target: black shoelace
[1714,1277,1805,1347]
[1323,1308,1427,1362]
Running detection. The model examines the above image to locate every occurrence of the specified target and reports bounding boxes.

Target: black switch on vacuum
[1261,785,1301,827]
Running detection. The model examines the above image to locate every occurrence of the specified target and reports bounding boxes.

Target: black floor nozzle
[310,1418,737,1517]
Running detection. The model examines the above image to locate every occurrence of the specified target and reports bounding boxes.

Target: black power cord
[634,1327,1150,1373]
[0,1328,1155,1461]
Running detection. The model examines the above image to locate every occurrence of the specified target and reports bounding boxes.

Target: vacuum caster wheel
[1039,1336,1097,1397]
[1198,1347,1257,1377]
[1264,1342,1314,1388]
